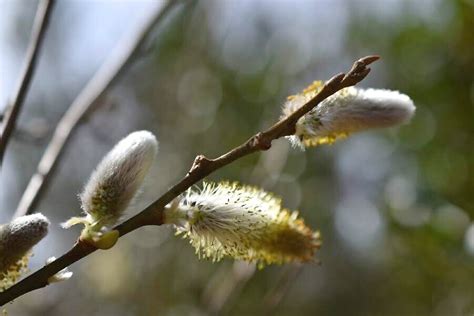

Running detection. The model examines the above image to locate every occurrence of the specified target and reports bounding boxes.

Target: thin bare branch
[0,55,379,306]
[262,265,303,315]
[0,0,56,165]
[13,0,181,219]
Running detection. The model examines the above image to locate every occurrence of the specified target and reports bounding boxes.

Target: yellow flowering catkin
[282,81,416,148]
[164,182,321,268]
[0,214,49,291]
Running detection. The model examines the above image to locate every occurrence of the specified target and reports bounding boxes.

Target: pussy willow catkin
[63,131,158,235]
[282,81,415,148]
[0,214,49,291]
[164,182,321,268]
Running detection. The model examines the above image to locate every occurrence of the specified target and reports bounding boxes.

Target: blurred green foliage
[3,1,474,315]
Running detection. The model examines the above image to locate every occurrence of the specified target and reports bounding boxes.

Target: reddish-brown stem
[0,55,378,306]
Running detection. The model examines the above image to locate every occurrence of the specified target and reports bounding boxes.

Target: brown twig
[12,0,180,219]
[0,0,55,165]
[0,55,379,306]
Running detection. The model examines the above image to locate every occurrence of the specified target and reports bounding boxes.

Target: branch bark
[0,55,379,306]
[0,0,56,165]
[12,0,181,219]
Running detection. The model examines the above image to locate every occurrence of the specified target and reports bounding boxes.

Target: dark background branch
[0,0,55,165]
[12,0,181,219]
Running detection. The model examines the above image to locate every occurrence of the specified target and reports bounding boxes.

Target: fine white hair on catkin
[316,88,415,130]
[79,130,158,227]
[0,213,49,272]
[282,82,416,148]
[164,182,321,268]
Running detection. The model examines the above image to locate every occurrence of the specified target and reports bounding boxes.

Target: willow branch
[0,55,379,306]
[0,0,55,165]
[12,0,180,219]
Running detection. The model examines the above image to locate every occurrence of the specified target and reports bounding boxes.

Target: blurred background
[1,0,473,315]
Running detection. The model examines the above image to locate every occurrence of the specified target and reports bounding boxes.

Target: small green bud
[81,229,119,250]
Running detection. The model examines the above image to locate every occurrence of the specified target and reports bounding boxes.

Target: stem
[0,0,56,165]
[0,55,378,306]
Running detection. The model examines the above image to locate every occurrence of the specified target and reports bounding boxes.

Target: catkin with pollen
[0,213,49,291]
[282,81,416,148]
[164,182,321,268]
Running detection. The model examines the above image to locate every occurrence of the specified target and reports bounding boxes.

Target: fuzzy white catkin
[283,83,416,148]
[164,182,321,268]
[0,214,49,273]
[67,131,158,231]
